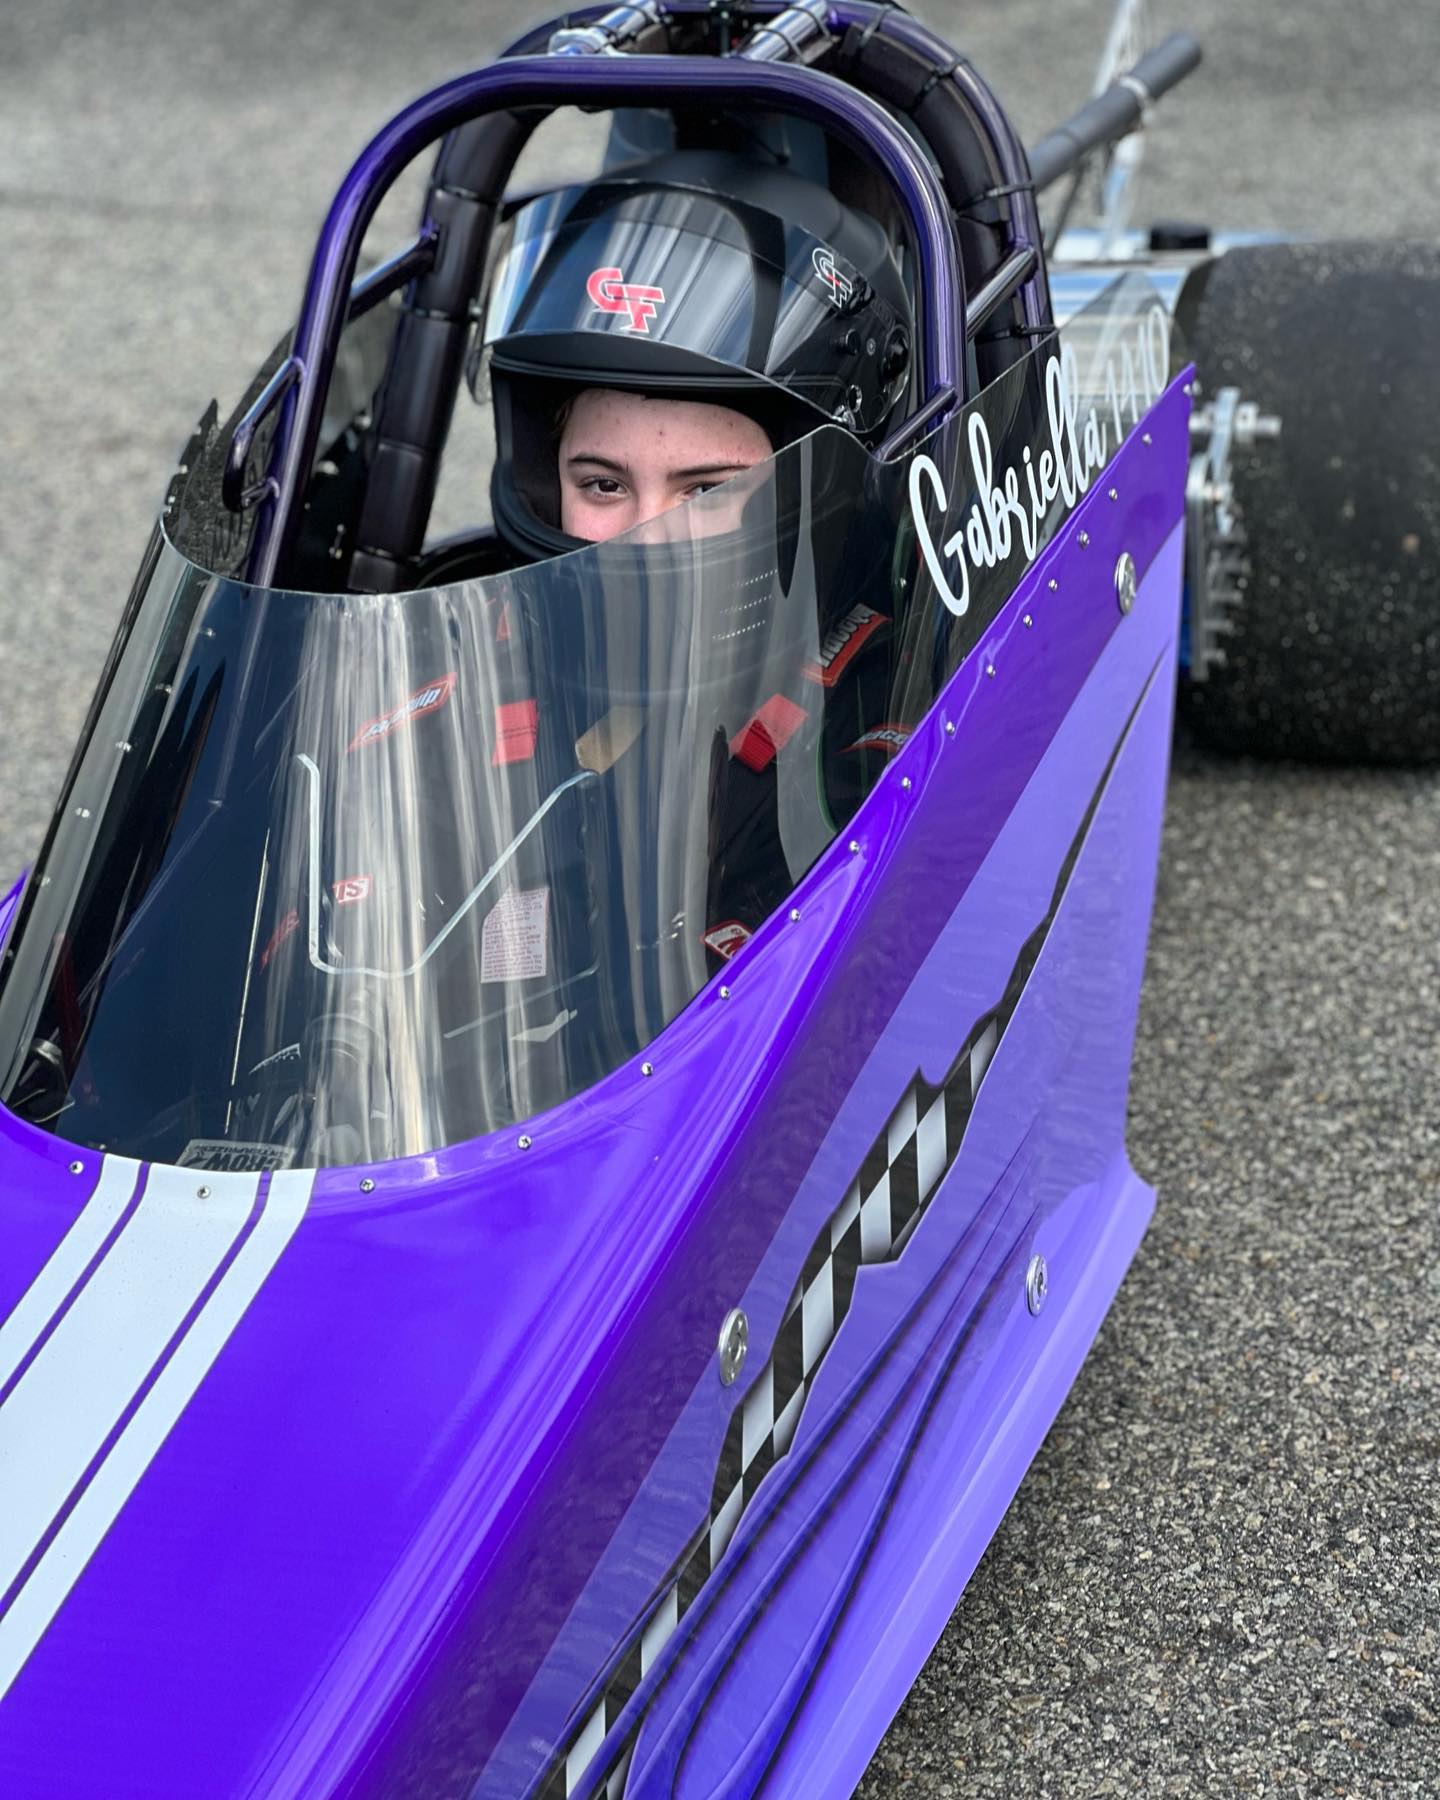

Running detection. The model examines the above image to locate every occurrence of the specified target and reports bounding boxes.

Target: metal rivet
[789,907,802,922]
[1023,614,1034,628]
[68,1160,84,1176]
[718,1308,749,1386]
[1108,486,1119,501]
[719,985,732,999]
[848,839,861,854]
[517,1134,533,1150]
[114,740,132,753]
[944,720,956,735]
[641,1061,654,1077]
[75,806,91,819]
[985,663,997,678]
[1048,577,1058,591]
[900,776,912,791]
[359,1177,375,1193]
[1142,431,1153,445]
[196,1185,211,1199]
[1077,530,1090,548]
[1114,551,1137,615]
[1026,1254,1048,1316]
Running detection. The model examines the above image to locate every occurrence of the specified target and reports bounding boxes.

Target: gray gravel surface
[1,2,1436,1795]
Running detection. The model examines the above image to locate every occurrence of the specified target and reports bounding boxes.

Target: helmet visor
[483,184,895,424]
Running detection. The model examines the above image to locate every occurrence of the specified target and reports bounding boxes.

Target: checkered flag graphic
[544,659,1153,1798]
[546,1004,1005,1799]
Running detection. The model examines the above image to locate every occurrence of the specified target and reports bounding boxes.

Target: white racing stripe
[0,1164,313,1701]
[0,1157,143,1391]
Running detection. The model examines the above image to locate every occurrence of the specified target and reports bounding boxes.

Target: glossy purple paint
[0,378,1189,1797]
[0,876,21,954]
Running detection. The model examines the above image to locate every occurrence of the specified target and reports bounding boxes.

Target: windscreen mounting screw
[718,1308,749,1386]
[1026,1254,1048,1316]
[1077,531,1091,549]
[1114,552,1137,615]
[1048,578,1058,592]
[196,1186,211,1200]
[789,907,802,922]
[901,776,913,791]
[641,1062,654,1077]
[848,839,861,854]
[68,1161,83,1176]
[985,663,997,678]
[1142,432,1153,445]
[359,1177,375,1193]
[1023,614,1034,628]
[945,720,956,735]
[719,985,732,999]
[517,1135,533,1150]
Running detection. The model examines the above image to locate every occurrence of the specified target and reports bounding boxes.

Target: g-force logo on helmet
[811,245,854,309]
[587,266,666,334]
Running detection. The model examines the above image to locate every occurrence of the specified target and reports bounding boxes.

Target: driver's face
[559,388,772,543]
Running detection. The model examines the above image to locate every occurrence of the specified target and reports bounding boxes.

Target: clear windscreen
[0,272,1180,1171]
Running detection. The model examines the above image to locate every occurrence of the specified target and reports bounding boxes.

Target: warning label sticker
[481,886,551,983]
[178,1139,296,1173]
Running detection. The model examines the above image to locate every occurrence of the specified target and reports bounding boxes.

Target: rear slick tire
[1178,240,1440,765]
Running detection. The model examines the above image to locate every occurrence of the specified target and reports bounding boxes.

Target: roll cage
[205,2,1056,597]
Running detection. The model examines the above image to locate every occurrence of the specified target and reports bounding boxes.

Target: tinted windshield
[0,436,892,1169]
[0,274,1178,1170]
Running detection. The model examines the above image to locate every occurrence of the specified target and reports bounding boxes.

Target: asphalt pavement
[1,2,1436,1794]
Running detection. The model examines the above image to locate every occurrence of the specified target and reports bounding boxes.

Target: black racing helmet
[472,150,913,560]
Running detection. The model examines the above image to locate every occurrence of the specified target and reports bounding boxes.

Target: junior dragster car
[0,3,1433,1795]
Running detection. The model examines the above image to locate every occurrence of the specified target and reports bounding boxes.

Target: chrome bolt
[641,1061,654,1077]
[68,1160,84,1176]
[75,806,91,819]
[718,1308,749,1386]
[985,663,997,678]
[1114,551,1138,616]
[1142,431,1153,445]
[944,720,956,736]
[848,839,861,854]
[359,1177,375,1193]
[1023,614,1034,628]
[900,776,912,791]
[1108,487,1119,501]
[196,1186,211,1200]
[114,740,132,753]
[789,907,802,922]
[1077,530,1090,549]
[1048,578,1058,592]
[517,1134,533,1150]
[719,985,732,999]
[1026,1254,1048,1316]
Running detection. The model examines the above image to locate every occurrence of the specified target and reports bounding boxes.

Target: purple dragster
[0,5,1222,1795]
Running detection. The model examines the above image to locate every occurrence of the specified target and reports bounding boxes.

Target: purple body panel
[0,378,1189,1798]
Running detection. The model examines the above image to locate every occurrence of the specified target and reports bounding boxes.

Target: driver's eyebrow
[669,463,749,482]
[563,451,748,482]
[563,451,627,474]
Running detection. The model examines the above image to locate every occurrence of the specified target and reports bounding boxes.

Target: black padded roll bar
[1027,33,1203,193]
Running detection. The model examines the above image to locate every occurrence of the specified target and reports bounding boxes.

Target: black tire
[1178,240,1440,765]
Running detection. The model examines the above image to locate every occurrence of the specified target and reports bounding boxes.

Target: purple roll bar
[501,3,1053,336]
[249,55,962,587]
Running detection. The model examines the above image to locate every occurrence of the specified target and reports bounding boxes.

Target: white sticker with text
[481,886,551,983]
